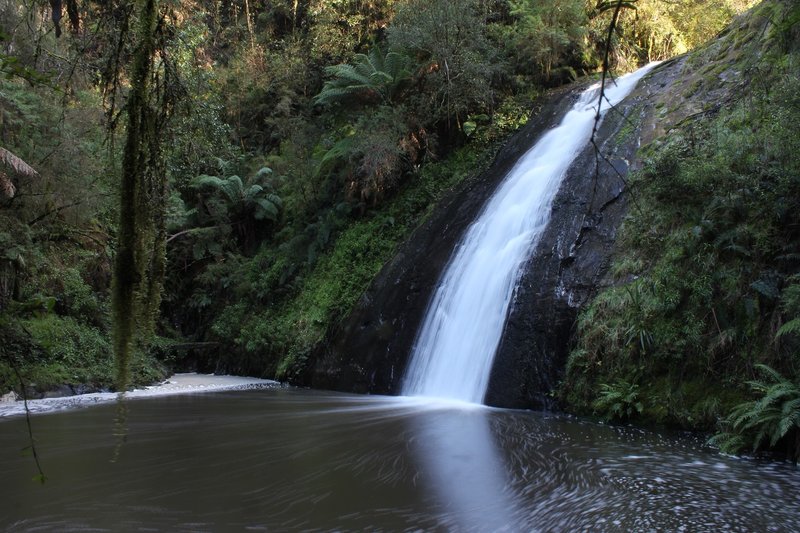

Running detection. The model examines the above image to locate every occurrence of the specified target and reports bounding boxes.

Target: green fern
[189,172,282,223]
[777,276,800,339]
[316,136,357,178]
[593,379,644,421]
[713,364,800,462]
[777,318,800,338]
[314,46,413,107]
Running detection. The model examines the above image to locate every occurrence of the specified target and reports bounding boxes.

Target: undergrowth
[562,12,800,461]
[184,137,505,380]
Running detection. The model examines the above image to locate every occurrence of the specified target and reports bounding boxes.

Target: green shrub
[5,314,166,391]
[22,315,114,384]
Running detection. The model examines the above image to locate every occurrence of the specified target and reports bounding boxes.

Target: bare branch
[587,0,643,216]
[28,200,84,226]
[166,223,232,244]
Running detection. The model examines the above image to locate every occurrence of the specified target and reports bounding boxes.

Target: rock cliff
[302,28,748,407]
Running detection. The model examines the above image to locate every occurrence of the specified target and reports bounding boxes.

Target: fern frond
[781,397,800,417]
[708,432,746,455]
[368,45,385,73]
[752,420,775,449]
[314,87,360,106]
[221,176,244,204]
[775,407,800,446]
[754,363,783,384]
[353,53,378,79]
[315,80,377,106]
[190,174,224,189]
[370,71,394,85]
[332,64,373,86]
[316,136,356,177]
[255,167,273,180]
[761,383,797,407]
[730,401,761,430]
[776,318,800,338]
[384,51,412,81]
[780,279,800,315]
[265,193,283,208]
[253,198,279,221]
[243,184,264,201]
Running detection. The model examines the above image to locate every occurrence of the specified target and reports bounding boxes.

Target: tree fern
[189,172,282,225]
[314,46,413,107]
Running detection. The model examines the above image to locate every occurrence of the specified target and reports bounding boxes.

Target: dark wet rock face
[487,64,680,409]
[304,60,685,407]
[304,85,582,396]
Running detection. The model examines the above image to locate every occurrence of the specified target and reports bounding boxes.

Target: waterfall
[402,64,658,403]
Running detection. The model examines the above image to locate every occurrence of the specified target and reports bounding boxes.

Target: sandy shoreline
[0,373,280,418]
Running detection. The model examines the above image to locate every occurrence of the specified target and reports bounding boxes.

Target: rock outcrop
[302,39,744,408]
[304,84,584,396]
[485,59,685,409]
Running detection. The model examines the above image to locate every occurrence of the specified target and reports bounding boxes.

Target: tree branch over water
[589,0,643,216]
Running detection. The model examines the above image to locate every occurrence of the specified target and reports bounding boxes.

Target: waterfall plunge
[402,64,658,404]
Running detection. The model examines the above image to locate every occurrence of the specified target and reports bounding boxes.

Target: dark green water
[1,388,798,531]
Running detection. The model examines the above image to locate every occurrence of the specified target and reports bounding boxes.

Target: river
[1,387,798,531]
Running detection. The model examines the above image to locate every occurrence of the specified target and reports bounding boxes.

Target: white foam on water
[0,373,278,418]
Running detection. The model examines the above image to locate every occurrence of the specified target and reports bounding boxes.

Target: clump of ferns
[711,364,800,464]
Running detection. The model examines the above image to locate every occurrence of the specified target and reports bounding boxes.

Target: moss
[613,103,643,148]
[681,77,704,99]
[0,312,165,394]
[112,0,169,392]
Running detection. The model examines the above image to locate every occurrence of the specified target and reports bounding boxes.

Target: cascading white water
[402,64,659,404]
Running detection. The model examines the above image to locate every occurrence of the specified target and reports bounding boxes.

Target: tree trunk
[112,0,159,392]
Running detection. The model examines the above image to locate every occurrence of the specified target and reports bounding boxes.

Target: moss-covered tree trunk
[112,0,163,392]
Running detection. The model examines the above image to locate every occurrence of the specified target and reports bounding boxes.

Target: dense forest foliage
[563,0,800,461]
[5,0,797,459]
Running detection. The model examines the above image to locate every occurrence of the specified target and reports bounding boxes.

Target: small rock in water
[0,391,19,403]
